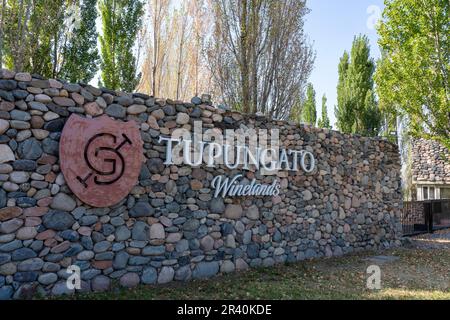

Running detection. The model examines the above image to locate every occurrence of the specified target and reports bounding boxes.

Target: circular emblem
[59,114,143,207]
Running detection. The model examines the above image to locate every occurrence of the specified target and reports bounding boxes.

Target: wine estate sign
[60,115,315,206]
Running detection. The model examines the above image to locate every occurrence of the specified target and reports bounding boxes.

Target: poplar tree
[375,0,449,149]
[60,0,99,83]
[335,35,381,136]
[317,94,331,129]
[99,0,144,91]
[301,83,317,125]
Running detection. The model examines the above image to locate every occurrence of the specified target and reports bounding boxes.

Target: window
[429,187,435,199]
[421,186,438,201]
[441,188,450,199]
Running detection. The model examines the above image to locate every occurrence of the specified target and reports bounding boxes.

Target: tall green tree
[375,0,449,150]
[317,94,331,129]
[301,83,317,125]
[2,0,96,79]
[335,35,382,136]
[60,0,99,83]
[335,51,352,133]
[99,0,144,91]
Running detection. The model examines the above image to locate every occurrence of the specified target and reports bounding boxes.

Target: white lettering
[211,174,280,198]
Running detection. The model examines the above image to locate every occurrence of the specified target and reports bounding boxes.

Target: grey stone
[141,267,157,284]
[0,80,17,90]
[95,252,113,260]
[247,244,259,259]
[193,261,219,279]
[51,193,76,212]
[14,271,38,282]
[176,239,189,253]
[38,273,58,285]
[110,216,125,226]
[10,110,31,121]
[51,281,75,296]
[0,189,6,208]
[147,158,164,174]
[183,219,200,231]
[42,138,59,155]
[9,171,29,184]
[29,101,48,111]
[220,261,235,273]
[43,211,75,231]
[120,272,140,288]
[117,96,133,106]
[355,214,366,225]
[221,223,233,236]
[175,265,191,281]
[142,245,165,256]
[93,241,111,253]
[158,266,174,284]
[77,250,95,260]
[0,286,14,300]
[113,251,129,269]
[129,256,150,265]
[303,190,313,201]
[80,215,98,226]
[132,221,149,241]
[60,230,79,242]
[0,262,16,275]
[16,197,36,208]
[18,138,42,160]
[81,268,101,280]
[12,160,36,171]
[115,225,131,241]
[210,198,225,214]
[12,248,37,261]
[0,253,11,265]
[0,240,22,252]
[191,97,202,105]
[130,202,155,217]
[262,257,275,267]
[105,104,126,118]
[246,205,259,220]
[243,230,252,245]
[162,105,176,116]
[17,258,44,271]
[0,218,23,233]
[92,275,111,292]
[0,88,14,101]
[224,204,243,219]
[44,118,65,132]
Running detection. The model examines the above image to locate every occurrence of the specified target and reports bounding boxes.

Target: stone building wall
[0,69,403,299]
[411,138,450,184]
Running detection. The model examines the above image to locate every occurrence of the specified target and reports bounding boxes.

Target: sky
[303,0,385,128]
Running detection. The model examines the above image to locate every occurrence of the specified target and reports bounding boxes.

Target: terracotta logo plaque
[60,114,143,207]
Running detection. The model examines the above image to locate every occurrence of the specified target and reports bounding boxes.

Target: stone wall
[411,138,450,184]
[0,69,403,299]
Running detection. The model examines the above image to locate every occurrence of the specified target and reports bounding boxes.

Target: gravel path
[409,228,450,249]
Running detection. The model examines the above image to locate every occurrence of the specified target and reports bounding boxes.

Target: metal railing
[401,199,450,236]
